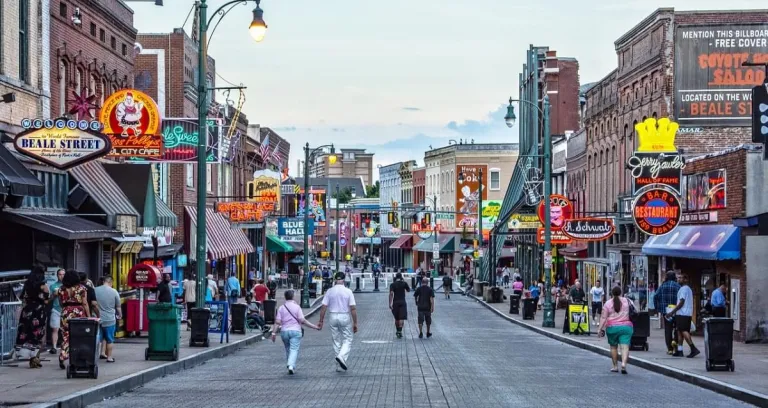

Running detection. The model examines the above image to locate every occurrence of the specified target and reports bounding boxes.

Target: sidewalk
[468,287,768,406]
[0,294,323,408]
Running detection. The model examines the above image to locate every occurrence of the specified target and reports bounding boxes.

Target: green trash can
[459,274,466,286]
[146,303,182,361]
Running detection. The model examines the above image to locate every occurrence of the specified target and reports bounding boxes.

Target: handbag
[627,298,638,319]
[282,304,304,336]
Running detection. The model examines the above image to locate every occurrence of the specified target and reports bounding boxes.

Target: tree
[366,180,380,198]
[332,187,354,204]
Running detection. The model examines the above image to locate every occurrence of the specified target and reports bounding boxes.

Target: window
[59,2,67,18]
[101,78,107,105]
[110,36,116,50]
[185,164,194,187]
[121,43,127,56]
[90,22,96,36]
[75,68,82,93]
[489,169,501,190]
[89,75,96,96]
[99,29,105,42]
[344,152,355,160]
[19,0,29,83]
[206,163,213,193]
[58,60,67,115]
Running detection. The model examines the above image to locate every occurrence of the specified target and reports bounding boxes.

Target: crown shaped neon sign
[635,118,679,153]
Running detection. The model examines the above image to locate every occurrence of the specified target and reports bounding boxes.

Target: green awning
[267,236,293,253]
[413,235,456,253]
[156,195,178,228]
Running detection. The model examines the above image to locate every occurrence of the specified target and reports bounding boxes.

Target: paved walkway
[0,293,322,408]
[475,286,768,397]
[92,293,749,408]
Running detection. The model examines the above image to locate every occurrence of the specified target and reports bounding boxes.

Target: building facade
[310,148,374,187]
[412,167,425,206]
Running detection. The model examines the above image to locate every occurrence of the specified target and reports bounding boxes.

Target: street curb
[35,300,324,408]
[467,293,768,407]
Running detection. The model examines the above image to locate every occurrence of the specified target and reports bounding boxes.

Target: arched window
[75,67,83,94]
[58,60,68,115]
[101,78,108,105]
[89,75,97,96]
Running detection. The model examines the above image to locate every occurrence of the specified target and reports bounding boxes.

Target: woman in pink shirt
[270,290,320,375]
[511,277,524,295]
[598,286,634,374]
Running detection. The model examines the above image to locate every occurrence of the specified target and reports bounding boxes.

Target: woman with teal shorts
[598,286,634,374]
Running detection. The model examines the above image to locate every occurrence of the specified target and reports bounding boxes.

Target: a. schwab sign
[278,217,315,240]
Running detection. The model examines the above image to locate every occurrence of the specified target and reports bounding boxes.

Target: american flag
[259,133,271,160]
[269,140,282,165]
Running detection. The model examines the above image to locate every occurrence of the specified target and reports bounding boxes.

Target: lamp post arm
[206,1,253,47]
[507,98,546,118]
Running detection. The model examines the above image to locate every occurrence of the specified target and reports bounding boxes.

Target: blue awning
[355,237,381,245]
[642,225,741,261]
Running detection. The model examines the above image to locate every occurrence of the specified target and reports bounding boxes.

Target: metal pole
[478,169,485,285]
[301,143,310,308]
[327,179,331,267]
[195,0,208,308]
[542,96,555,328]
[433,194,438,276]
[335,184,340,272]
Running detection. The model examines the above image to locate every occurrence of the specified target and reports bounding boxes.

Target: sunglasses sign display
[629,118,684,236]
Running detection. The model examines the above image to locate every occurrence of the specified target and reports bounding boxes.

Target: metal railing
[1,302,22,366]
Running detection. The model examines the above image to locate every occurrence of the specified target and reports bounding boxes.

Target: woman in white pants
[317,272,358,372]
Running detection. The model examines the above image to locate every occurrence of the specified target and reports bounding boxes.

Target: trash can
[263,299,277,324]
[230,303,248,335]
[704,318,734,372]
[509,294,521,314]
[459,274,465,286]
[189,308,210,347]
[67,318,100,379]
[522,298,536,320]
[629,311,650,351]
[411,276,416,289]
[473,281,487,297]
[146,303,182,361]
[489,287,503,304]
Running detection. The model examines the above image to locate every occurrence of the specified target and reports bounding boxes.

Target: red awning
[559,242,588,256]
[185,206,255,260]
[390,234,413,249]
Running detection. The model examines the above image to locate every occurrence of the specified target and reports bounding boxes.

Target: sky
[130,0,760,179]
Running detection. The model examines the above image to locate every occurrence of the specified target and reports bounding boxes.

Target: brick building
[412,167,425,206]
[541,50,580,136]
[565,128,587,217]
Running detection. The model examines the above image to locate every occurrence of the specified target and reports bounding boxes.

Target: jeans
[280,330,302,368]
[329,312,353,362]
[228,296,238,305]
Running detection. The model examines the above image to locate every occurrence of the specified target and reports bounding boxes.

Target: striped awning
[156,196,177,228]
[69,162,140,227]
[185,206,255,260]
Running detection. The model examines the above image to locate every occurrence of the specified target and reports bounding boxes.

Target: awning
[642,225,741,261]
[0,143,44,197]
[402,207,424,219]
[413,235,456,253]
[138,243,184,259]
[355,237,381,245]
[185,206,255,260]
[389,234,413,249]
[102,164,177,228]
[1,212,121,240]
[156,196,178,228]
[267,236,292,253]
[559,243,588,256]
[69,162,140,227]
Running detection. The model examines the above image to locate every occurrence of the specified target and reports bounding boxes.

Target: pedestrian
[247,268,257,291]
[14,266,50,368]
[49,268,65,354]
[710,283,728,318]
[537,280,545,310]
[463,272,474,295]
[665,273,700,358]
[78,272,100,318]
[653,271,681,354]
[270,289,320,375]
[226,271,241,305]
[512,276,524,296]
[182,273,196,331]
[598,286,634,374]
[502,266,510,288]
[441,274,452,299]
[251,279,269,306]
[317,272,358,372]
[528,280,540,311]
[590,280,605,326]
[206,274,218,300]
[388,272,410,338]
[569,281,586,304]
[95,276,121,363]
[58,269,90,369]
[413,277,435,338]
[157,273,172,303]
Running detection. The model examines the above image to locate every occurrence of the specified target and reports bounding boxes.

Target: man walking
[441,274,452,299]
[182,273,196,330]
[665,273,700,358]
[389,272,410,338]
[414,278,435,338]
[226,272,241,305]
[710,283,728,318]
[48,268,65,354]
[95,277,121,363]
[589,280,605,326]
[318,272,358,372]
[653,271,681,354]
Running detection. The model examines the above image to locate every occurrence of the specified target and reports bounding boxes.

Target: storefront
[413,235,455,275]
[560,243,587,285]
[389,234,415,271]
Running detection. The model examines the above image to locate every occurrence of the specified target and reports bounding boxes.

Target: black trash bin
[510,294,521,314]
[66,318,100,379]
[489,287,503,304]
[704,318,734,372]
[267,281,277,300]
[522,298,536,320]
[629,311,650,351]
[189,308,210,347]
[411,276,416,289]
[263,299,277,324]
[230,303,247,334]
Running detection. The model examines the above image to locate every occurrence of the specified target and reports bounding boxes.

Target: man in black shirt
[414,279,435,338]
[389,272,410,338]
[157,273,172,303]
[441,274,452,299]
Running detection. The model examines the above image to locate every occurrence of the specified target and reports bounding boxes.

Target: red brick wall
[682,148,747,224]
[413,168,425,205]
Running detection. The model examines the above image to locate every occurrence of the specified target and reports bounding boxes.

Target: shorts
[418,311,432,325]
[392,302,408,321]
[592,302,603,315]
[675,315,692,332]
[606,325,633,346]
[101,325,116,344]
[50,309,61,329]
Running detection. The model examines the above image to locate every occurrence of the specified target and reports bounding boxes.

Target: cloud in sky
[445,105,508,135]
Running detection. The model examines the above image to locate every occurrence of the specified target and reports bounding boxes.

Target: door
[730,278,740,331]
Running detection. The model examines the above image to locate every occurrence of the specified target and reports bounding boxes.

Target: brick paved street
[92,292,752,408]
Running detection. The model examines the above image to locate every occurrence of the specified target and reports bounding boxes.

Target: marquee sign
[562,218,615,242]
[628,153,685,194]
[277,217,315,241]
[99,89,163,158]
[412,223,441,239]
[249,169,281,210]
[14,118,111,170]
[507,213,541,230]
[215,201,275,223]
[536,194,573,244]
[633,187,681,236]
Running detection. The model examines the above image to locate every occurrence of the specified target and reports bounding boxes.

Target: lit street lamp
[195,0,268,307]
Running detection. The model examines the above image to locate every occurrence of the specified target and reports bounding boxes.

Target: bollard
[354,277,361,293]
[374,275,380,292]
[429,277,434,289]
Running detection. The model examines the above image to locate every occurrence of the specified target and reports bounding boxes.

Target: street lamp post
[504,96,555,328]
[302,142,335,308]
[195,0,268,308]
[335,183,340,272]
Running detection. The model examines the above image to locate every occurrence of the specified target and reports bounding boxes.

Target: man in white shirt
[318,272,358,372]
[589,281,605,326]
[665,274,700,358]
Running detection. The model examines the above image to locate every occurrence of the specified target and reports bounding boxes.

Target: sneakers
[418,332,423,338]
[49,348,57,355]
[335,356,347,371]
[673,350,684,357]
[687,347,700,358]
[426,332,432,338]
[288,366,294,375]
[667,349,674,355]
